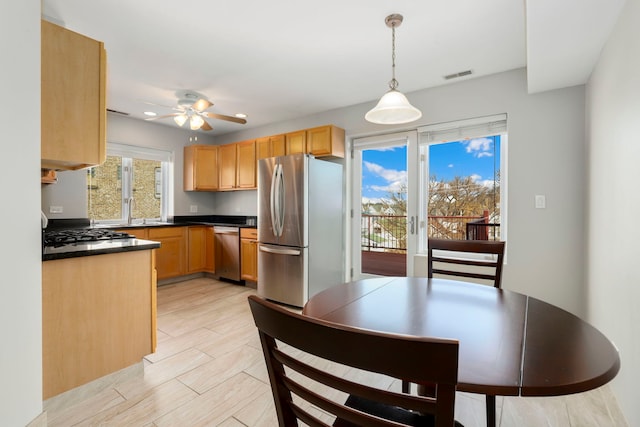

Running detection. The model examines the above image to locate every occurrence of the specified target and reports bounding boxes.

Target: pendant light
[365,14,422,125]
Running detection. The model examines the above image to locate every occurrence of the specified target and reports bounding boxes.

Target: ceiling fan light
[365,89,422,124]
[174,114,188,127]
[190,114,205,130]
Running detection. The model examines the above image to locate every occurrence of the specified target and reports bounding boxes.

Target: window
[418,114,507,251]
[87,143,173,223]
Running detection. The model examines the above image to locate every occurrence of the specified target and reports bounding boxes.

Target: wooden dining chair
[422,238,506,427]
[427,238,506,289]
[248,295,463,427]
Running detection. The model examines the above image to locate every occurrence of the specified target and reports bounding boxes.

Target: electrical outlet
[49,206,63,214]
[190,205,198,213]
[535,195,546,209]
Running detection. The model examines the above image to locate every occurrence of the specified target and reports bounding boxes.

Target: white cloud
[464,137,494,158]
[448,163,454,168]
[364,161,407,194]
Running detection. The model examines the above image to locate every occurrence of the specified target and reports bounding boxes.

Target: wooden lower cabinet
[148,227,187,280]
[187,226,208,273]
[241,228,258,282]
[42,249,156,399]
[205,226,215,273]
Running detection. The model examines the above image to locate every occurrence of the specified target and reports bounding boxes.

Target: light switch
[535,195,546,209]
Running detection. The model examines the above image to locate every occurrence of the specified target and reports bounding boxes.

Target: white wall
[586,0,640,424]
[219,68,588,317]
[0,1,44,425]
[41,113,219,218]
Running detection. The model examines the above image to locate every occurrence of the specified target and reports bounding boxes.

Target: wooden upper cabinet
[41,20,107,170]
[184,145,218,191]
[306,125,345,158]
[256,135,285,160]
[218,143,238,190]
[286,130,307,155]
[237,140,256,189]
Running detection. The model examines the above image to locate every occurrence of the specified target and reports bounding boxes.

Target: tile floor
[43,277,627,426]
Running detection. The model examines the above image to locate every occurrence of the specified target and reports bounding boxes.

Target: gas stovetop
[43,228,134,248]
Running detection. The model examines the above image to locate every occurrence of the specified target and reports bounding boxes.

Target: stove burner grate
[43,228,134,247]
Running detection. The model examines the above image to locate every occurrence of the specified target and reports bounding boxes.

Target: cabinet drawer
[241,228,258,240]
[148,226,185,239]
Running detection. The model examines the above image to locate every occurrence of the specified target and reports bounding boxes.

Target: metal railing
[361,213,500,253]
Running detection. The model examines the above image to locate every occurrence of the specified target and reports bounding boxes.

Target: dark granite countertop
[43,238,160,261]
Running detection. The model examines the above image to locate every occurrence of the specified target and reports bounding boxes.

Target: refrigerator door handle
[270,164,279,236]
[259,245,301,256]
[274,164,285,236]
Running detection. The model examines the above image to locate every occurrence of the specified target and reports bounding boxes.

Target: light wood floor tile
[145,327,222,363]
[153,372,270,426]
[177,345,264,394]
[44,277,626,426]
[116,348,212,399]
[74,380,197,426]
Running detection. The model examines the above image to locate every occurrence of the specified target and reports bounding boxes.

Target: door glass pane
[360,145,407,276]
[427,136,501,240]
[132,158,162,220]
[87,155,123,221]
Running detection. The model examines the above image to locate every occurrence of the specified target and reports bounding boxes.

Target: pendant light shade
[366,14,422,125]
[365,89,422,124]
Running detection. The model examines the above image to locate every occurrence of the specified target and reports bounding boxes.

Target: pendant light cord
[389,24,398,90]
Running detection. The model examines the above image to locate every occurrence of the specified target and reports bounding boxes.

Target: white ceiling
[41,0,626,136]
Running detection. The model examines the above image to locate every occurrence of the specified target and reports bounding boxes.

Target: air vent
[444,70,473,80]
[106,108,130,116]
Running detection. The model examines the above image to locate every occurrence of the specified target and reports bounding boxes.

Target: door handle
[409,216,415,234]
[259,245,301,256]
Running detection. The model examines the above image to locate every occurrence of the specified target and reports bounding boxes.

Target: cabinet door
[218,143,237,190]
[184,145,218,191]
[41,20,106,170]
[148,227,186,280]
[256,137,271,160]
[271,135,286,157]
[307,125,345,158]
[205,226,215,273]
[241,238,258,281]
[187,226,207,273]
[286,130,307,155]
[237,140,256,189]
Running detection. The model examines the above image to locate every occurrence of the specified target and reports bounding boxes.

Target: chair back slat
[248,295,460,427]
[428,238,506,288]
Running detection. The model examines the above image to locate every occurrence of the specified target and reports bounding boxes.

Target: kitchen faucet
[127,196,135,225]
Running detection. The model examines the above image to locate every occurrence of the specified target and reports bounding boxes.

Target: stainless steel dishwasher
[214,226,241,282]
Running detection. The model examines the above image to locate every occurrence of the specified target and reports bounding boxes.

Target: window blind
[418,113,507,142]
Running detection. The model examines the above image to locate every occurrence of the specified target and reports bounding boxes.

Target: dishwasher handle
[259,245,301,256]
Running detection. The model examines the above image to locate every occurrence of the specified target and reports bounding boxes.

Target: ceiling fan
[145,91,247,131]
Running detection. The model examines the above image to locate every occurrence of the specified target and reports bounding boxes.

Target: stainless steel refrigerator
[258,153,344,307]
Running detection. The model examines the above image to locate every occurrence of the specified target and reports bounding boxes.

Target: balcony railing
[361,213,500,276]
[361,213,500,253]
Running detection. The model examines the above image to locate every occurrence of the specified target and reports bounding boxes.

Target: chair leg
[486,394,496,427]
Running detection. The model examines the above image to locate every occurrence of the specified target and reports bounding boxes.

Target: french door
[351,131,420,279]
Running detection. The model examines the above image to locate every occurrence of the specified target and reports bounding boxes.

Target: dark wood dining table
[302,277,620,420]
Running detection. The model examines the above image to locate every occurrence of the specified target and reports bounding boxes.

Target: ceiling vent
[444,70,473,80]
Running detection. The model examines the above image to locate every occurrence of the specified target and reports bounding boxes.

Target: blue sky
[362,136,501,203]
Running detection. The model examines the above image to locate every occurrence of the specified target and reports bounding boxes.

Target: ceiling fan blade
[202,112,247,124]
[193,98,213,112]
[145,113,180,121]
[200,120,213,131]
